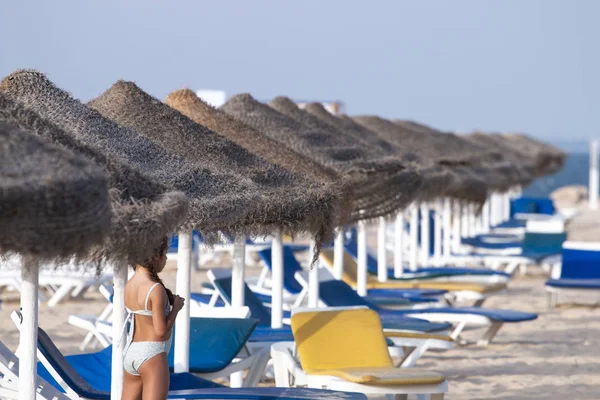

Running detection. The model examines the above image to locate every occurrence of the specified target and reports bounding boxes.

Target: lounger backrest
[521,232,566,254]
[511,197,555,217]
[0,339,70,400]
[168,317,258,373]
[209,272,272,327]
[257,247,304,294]
[291,308,392,373]
[318,280,374,309]
[560,244,600,279]
[35,327,107,399]
[319,248,361,286]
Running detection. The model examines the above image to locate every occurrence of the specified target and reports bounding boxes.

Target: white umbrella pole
[409,204,419,271]
[307,239,319,307]
[393,211,405,278]
[452,201,462,254]
[442,199,452,262]
[482,198,490,233]
[110,260,127,400]
[502,192,511,222]
[333,229,344,280]
[420,204,430,266]
[433,201,442,266]
[356,221,368,296]
[591,140,599,210]
[271,232,284,329]
[377,216,387,282]
[19,258,39,400]
[468,204,477,237]
[231,235,246,308]
[230,235,246,388]
[461,204,469,238]
[174,230,192,373]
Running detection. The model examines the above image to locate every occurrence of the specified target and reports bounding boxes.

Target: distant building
[196,90,227,108]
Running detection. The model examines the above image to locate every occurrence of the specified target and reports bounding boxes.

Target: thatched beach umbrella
[466,132,541,180]
[88,81,343,322]
[354,115,526,193]
[303,102,486,205]
[0,94,189,268]
[0,121,112,400]
[0,70,265,239]
[0,91,189,397]
[165,89,342,187]
[222,94,423,293]
[221,93,423,222]
[501,133,566,176]
[0,69,279,392]
[88,81,338,252]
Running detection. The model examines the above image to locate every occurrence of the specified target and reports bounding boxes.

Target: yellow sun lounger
[271,308,448,398]
[320,249,506,303]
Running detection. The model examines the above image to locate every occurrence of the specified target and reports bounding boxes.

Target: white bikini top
[116,282,171,347]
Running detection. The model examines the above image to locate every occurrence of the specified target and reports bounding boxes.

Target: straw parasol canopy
[0,70,272,243]
[303,102,485,205]
[501,133,566,176]
[0,93,189,267]
[87,81,339,254]
[465,132,542,180]
[0,120,112,263]
[354,116,527,194]
[165,88,353,224]
[221,93,423,222]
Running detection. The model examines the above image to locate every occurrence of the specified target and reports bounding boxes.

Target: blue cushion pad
[546,279,600,289]
[381,307,538,322]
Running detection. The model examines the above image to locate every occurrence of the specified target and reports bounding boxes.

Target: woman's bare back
[124,274,171,343]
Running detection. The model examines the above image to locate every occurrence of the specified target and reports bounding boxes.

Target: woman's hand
[172,295,185,313]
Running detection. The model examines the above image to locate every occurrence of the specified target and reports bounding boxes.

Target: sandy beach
[2,211,600,399]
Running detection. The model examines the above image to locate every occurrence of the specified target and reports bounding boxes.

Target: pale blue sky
[1,1,598,145]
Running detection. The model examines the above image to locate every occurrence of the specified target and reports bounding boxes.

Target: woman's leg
[122,370,143,400]
[139,353,170,400]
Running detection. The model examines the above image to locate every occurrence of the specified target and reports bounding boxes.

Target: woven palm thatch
[88,81,338,256]
[465,132,540,180]
[0,120,111,263]
[303,102,486,204]
[354,116,526,193]
[164,89,353,225]
[502,133,566,176]
[221,93,423,222]
[0,70,275,241]
[0,93,189,267]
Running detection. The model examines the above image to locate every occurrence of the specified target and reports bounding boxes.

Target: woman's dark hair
[136,236,174,304]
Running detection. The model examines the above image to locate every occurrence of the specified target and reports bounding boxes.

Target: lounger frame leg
[477,322,503,346]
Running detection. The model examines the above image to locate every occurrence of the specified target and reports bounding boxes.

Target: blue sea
[521,153,588,197]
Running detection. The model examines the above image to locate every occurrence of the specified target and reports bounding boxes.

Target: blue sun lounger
[256,246,446,305]
[343,233,511,282]
[546,242,600,308]
[296,272,537,346]
[208,269,452,334]
[32,327,365,399]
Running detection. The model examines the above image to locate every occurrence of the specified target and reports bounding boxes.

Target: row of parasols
[0,69,565,400]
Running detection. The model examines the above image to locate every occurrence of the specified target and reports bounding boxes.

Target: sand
[2,209,600,399]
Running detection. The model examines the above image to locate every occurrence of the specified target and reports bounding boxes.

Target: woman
[121,236,185,400]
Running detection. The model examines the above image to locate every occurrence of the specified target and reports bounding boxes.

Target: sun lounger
[343,233,511,283]
[207,269,451,335]
[10,312,365,399]
[546,242,600,308]
[320,248,507,306]
[295,269,536,346]
[254,246,445,307]
[271,308,448,399]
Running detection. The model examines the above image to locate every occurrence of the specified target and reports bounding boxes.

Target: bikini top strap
[144,282,162,311]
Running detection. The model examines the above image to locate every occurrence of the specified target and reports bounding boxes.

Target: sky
[1,1,598,146]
